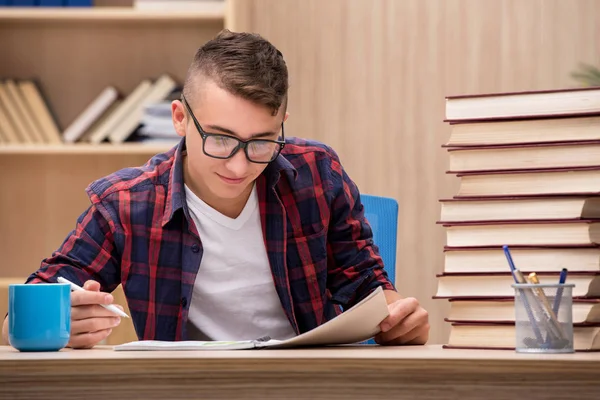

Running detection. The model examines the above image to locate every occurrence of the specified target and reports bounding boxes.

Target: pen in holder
[512,282,575,353]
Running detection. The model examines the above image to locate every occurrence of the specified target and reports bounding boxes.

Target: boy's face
[172,79,288,209]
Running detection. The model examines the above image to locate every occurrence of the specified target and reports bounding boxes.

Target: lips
[217,173,245,185]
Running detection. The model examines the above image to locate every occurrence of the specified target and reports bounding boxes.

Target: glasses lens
[204,135,239,158]
[246,140,281,162]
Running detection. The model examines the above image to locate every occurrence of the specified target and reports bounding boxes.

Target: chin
[213,180,251,199]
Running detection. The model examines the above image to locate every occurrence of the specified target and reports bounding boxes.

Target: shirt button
[191,244,200,253]
[180,297,188,307]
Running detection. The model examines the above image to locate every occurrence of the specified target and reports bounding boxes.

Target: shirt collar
[162,138,297,227]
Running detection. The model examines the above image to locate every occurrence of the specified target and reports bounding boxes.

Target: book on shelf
[445,322,600,351]
[128,97,180,146]
[77,99,123,143]
[0,86,15,142]
[0,78,62,145]
[0,74,181,146]
[107,74,177,144]
[3,79,46,143]
[87,74,178,145]
[0,95,19,143]
[9,0,36,5]
[18,80,62,144]
[87,79,153,144]
[435,272,600,299]
[454,166,600,198]
[0,0,92,6]
[138,101,177,136]
[439,196,600,223]
[62,86,120,143]
[443,246,600,274]
[445,86,600,122]
[37,0,65,6]
[441,219,600,247]
[64,0,93,6]
[0,81,33,144]
[5,1,95,6]
[133,0,225,13]
[446,298,600,324]
[444,115,600,147]
[447,141,600,173]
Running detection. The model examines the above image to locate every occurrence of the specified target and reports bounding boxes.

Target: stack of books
[436,86,600,351]
[134,100,180,146]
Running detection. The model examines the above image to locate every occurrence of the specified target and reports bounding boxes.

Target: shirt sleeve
[25,201,121,292]
[324,147,396,309]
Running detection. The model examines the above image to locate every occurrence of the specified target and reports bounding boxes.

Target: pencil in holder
[512,283,575,353]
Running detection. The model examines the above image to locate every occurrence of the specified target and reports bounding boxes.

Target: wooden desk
[0,344,598,399]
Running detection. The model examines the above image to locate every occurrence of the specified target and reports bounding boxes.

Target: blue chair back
[360,194,398,285]
[359,194,398,345]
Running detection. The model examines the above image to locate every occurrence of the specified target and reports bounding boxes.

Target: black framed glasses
[181,95,286,164]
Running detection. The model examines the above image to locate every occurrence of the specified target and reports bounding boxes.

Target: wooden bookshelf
[0,6,225,22]
[0,2,229,282]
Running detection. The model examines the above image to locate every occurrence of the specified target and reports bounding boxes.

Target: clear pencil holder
[512,283,575,354]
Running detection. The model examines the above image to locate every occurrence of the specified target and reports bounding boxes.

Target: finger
[404,325,430,345]
[72,290,113,307]
[392,323,430,345]
[71,304,123,321]
[68,328,113,349]
[380,298,420,332]
[83,280,101,292]
[377,307,428,343]
[375,320,430,346]
[71,317,121,336]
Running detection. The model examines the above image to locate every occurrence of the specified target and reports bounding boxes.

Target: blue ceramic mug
[8,283,71,352]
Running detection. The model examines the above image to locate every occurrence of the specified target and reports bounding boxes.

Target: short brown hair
[183,29,288,115]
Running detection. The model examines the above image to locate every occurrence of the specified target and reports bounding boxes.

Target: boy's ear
[171,100,187,138]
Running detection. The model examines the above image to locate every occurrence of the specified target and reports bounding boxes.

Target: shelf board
[0,143,176,155]
[0,6,225,22]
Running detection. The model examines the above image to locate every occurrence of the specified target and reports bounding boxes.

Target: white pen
[57,276,130,318]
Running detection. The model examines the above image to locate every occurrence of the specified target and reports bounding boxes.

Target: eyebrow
[204,124,279,139]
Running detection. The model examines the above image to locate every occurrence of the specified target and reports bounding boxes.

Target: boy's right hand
[69,280,122,349]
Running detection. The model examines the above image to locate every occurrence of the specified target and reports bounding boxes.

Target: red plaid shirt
[27,137,395,340]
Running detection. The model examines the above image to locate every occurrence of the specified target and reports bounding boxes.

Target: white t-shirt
[184,183,297,341]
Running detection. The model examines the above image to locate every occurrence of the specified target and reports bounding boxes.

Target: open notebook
[113,286,389,351]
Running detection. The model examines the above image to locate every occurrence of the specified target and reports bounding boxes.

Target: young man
[2,30,429,348]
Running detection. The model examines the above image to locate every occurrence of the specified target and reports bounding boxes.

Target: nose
[224,149,250,177]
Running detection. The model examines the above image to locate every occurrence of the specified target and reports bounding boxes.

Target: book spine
[10,0,37,5]
[38,0,64,5]
[64,0,92,5]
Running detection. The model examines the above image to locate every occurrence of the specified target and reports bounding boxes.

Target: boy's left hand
[375,291,430,345]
